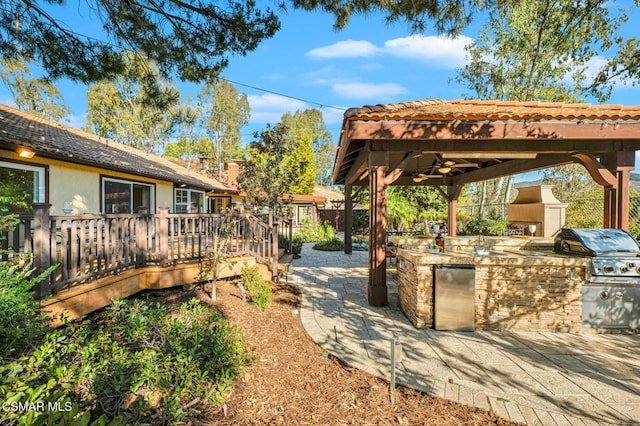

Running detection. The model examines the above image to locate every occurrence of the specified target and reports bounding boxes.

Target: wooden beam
[349,120,640,142]
[572,152,617,187]
[450,154,575,186]
[344,148,369,185]
[384,151,420,185]
[367,138,640,154]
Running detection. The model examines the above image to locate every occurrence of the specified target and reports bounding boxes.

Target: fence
[1,205,287,298]
[458,196,640,235]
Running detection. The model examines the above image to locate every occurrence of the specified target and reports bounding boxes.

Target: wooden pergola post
[344,184,353,254]
[368,152,388,307]
[446,185,462,237]
[601,151,635,230]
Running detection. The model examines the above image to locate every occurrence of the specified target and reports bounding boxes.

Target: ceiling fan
[412,159,478,182]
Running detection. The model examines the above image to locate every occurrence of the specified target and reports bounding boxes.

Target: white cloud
[382,35,473,67]
[306,40,379,59]
[247,93,309,124]
[305,35,473,69]
[332,82,407,100]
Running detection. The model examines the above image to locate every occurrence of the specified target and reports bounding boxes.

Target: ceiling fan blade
[453,163,479,168]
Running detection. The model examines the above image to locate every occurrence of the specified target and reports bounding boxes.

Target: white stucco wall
[1,152,176,215]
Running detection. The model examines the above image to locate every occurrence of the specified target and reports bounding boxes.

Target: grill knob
[603,266,615,273]
[628,262,636,268]
[620,266,629,273]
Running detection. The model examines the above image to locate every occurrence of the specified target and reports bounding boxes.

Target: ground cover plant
[0,296,251,425]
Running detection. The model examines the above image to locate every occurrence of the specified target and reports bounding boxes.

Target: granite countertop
[396,246,587,267]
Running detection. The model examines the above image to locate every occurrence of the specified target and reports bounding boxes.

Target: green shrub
[0,214,57,361]
[294,221,335,243]
[313,236,345,251]
[240,265,272,311]
[279,232,304,258]
[462,216,507,236]
[0,297,250,425]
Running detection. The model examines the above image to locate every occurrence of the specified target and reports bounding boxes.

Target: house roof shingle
[0,104,231,192]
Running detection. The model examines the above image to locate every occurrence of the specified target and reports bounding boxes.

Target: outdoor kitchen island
[395,237,588,332]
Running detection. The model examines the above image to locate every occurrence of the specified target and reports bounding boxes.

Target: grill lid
[554,228,640,256]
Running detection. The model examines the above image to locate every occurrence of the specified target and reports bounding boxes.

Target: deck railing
[2,204,286,298]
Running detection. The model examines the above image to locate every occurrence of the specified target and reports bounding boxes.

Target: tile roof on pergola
[333,99,640,307]
[334,99,640,188]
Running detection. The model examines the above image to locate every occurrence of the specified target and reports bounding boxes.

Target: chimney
[225,162,240,188]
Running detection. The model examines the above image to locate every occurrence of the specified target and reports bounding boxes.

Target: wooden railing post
[158,206,169,265]
[272,219,279,281]
[32,203,51,299]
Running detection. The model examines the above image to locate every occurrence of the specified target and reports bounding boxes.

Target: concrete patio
[290,244,640,425]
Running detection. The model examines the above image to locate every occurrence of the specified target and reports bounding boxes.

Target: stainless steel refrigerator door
[434,265,475,331]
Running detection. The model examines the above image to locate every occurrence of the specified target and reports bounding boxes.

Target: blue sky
[2,2,640,180]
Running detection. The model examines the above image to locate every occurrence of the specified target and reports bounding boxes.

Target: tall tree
[0,58,70,122]
[454,0,627,215]
[0,1,280,83]
[284,134,316,195]
[237,124,297,208]
[198,78,250,176]
[281,109,335,186]
[162,98,204,171]
[85,52,181,154]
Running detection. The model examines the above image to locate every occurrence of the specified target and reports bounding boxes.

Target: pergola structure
[332,99,640,307]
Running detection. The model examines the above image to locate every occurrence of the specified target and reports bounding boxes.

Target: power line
[225,78,348,112]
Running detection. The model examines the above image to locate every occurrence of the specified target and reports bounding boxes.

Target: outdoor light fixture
[412,174,423,183]
[437,166,452,174]
[17,146,35,158]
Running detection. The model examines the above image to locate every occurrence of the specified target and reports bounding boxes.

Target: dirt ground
[152,281,518,425]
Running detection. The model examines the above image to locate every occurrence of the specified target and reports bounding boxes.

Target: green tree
[0,1,280,83]
[85,52,181,154]
[456,0,626,103]
[0,58,70,122]
[198,78,250,177]
[238,124,297,208]
[285,134,316,194]
[454,0,627,215]
[163,98,206,172]
[386,187,418,232]
[281,109,335,186]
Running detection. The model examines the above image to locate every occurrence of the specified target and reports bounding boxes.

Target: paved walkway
[289,244,640,425]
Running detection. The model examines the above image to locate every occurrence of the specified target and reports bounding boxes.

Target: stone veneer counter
[396,240,588,332]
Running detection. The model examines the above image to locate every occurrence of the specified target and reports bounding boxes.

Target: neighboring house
[0,104,240,215]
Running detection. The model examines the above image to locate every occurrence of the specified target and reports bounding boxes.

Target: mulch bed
[147,280,518,425]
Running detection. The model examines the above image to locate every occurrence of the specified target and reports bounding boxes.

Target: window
[209,196,231,213]
[297,205,314,225]
[174,189,205,213]
[102,178,154,213]
[0,161,45,213]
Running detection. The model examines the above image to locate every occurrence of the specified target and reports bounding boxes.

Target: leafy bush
[294,221,335,243]
[279,232,304,258]
[240,265,272,311]
[0,214,56,360]
[0,297,250,425]
[313,237,345,251]
[462,216,508,236]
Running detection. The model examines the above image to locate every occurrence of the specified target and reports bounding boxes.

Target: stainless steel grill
[554,228,640,330]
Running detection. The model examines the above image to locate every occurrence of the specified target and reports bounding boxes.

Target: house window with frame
[297,205,314,226]
[210,196,231,213]
[0,160,45,213]
[102,178,154,214]
[174,189,205,213]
